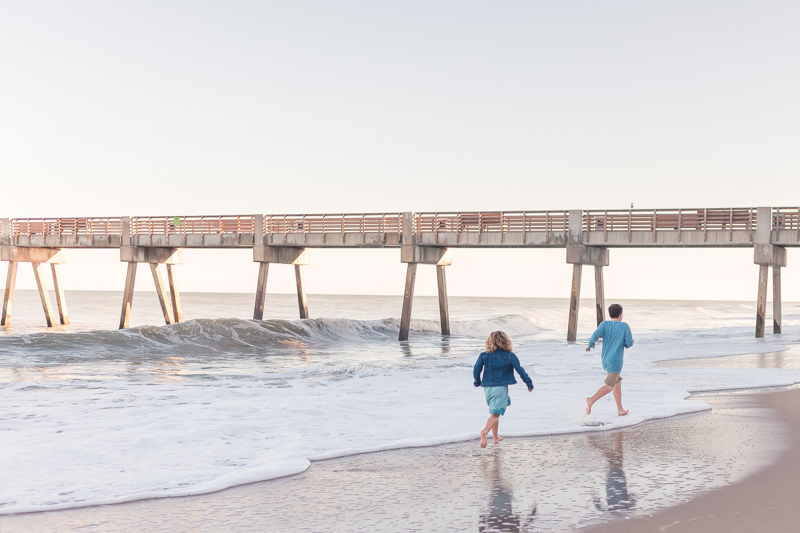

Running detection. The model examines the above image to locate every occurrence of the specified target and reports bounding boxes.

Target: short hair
[608,304,623,319]
[485,331,513,353]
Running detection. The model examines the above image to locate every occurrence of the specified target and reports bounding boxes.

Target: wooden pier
[1,207,797,340]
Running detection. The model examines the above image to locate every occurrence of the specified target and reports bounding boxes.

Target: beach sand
[584,349,800,532]
[584,387,800,533]
[0,386,789,532]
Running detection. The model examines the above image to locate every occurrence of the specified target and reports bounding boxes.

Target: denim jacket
[473,349,533,389]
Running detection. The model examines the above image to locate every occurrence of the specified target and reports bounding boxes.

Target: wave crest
[0,314,541,358]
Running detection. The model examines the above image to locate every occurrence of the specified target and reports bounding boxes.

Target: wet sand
[584,387,800,533]
[583,347,800,532]
[0,388,786,532]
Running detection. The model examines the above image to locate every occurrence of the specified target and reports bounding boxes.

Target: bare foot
[480,430,488,448]
[493,435,503,444]
[585,398,593,415]
[618,409,629,416]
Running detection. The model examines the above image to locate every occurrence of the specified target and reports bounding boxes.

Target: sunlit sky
[1,1,799,302]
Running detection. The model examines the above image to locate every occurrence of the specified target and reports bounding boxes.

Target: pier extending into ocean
[1,207,797,340]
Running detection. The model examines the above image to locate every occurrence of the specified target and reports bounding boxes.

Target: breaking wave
[0,314,542,360]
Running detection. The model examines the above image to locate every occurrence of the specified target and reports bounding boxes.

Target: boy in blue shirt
[585,303,634,416]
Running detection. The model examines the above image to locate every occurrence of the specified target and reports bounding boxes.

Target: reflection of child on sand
[587,432,637,513]
[473,331,533,448]
[478,448,537,533]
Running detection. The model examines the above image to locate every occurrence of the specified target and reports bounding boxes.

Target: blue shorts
[484,385,511,416]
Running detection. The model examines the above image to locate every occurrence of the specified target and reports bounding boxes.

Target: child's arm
[510,353,534,391]
[586,322,605,352]
[473,354,485,387]
[624,324,634,348]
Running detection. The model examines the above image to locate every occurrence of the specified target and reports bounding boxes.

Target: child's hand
[585,346,592,352]
[528,386,533,392]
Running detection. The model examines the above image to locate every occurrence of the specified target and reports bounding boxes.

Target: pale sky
[1,1,799,302]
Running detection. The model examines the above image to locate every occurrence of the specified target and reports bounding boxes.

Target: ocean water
[1,290,799,514]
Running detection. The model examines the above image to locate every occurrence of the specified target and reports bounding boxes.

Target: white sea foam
[1,295,799,514]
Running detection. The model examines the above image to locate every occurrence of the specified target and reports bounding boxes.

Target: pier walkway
[1,207,797,340]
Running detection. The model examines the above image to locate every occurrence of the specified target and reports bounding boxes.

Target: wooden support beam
[50,263,69,325]
[150,263,174,325]
[295,264,309,319]
[399,263,417,341]
[773,266,782,334]
[594,265,605,326]
[253,262,269,320]
[567,263,582,342]
[166,264,183,323]
[436,264,450,336]
[119,262,137,329]
[756,264,768,338]
[32,262,57,327]
[1,261,18,326]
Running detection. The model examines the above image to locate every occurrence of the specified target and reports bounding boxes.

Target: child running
[585,303,634,416]
[473,331,533,448]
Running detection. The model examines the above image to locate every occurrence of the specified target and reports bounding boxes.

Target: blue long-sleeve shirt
[588,321,634,373]
[473,349,533,389]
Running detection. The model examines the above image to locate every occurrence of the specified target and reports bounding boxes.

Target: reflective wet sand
[0,390,783,532]
[658,344,800,369]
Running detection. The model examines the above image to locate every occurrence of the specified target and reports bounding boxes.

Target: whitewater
[1,292,799,514]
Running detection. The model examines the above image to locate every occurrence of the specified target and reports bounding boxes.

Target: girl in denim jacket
[473,331,533,447]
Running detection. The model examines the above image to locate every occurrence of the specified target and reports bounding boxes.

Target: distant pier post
[166,264,183,323]
[594,265,605,325]
[1,260,17,326]
[773,266,782,334]
[119,217,184,329]
[753,207,786,337]
[399,263,417,341]
[51,264,69,325]
[566,210,609,342]
[436,264,450,336]
[399,212,451,341]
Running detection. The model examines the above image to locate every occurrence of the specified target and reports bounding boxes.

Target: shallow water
[1,291,799,514]
[0,390,783,532]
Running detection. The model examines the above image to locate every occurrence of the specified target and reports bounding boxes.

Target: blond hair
[485,331,513,353]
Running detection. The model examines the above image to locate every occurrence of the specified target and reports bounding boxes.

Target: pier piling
[32,262,57,327]
[399,263,417,342]
[50,263,69,325]
[295,265,309,320]
[773,266,782,334]
[252,245,310,321]
[436,264,450,336]
[166,264,183,323]
[594,266,605,326]
[150,263,175,325]
[119,262,137,329]
[1,261,17,326]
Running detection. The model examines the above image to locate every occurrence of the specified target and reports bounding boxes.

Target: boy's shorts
[484,385,511,416]
[604,373,622,387]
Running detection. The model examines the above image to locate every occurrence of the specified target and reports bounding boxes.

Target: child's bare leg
[586,385,613,414]
[613,381,628,416]
[491,415,503,444]
[480,414,499,447]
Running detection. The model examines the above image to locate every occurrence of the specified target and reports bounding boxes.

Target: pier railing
[264,213,403,234]
[3,208,800,247]
[11,217,123,237]
[414,211,569,233]
[131,215,257,236]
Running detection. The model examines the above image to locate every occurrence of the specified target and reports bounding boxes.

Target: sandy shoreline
[0,385,791,532]
[583,390,800,532]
